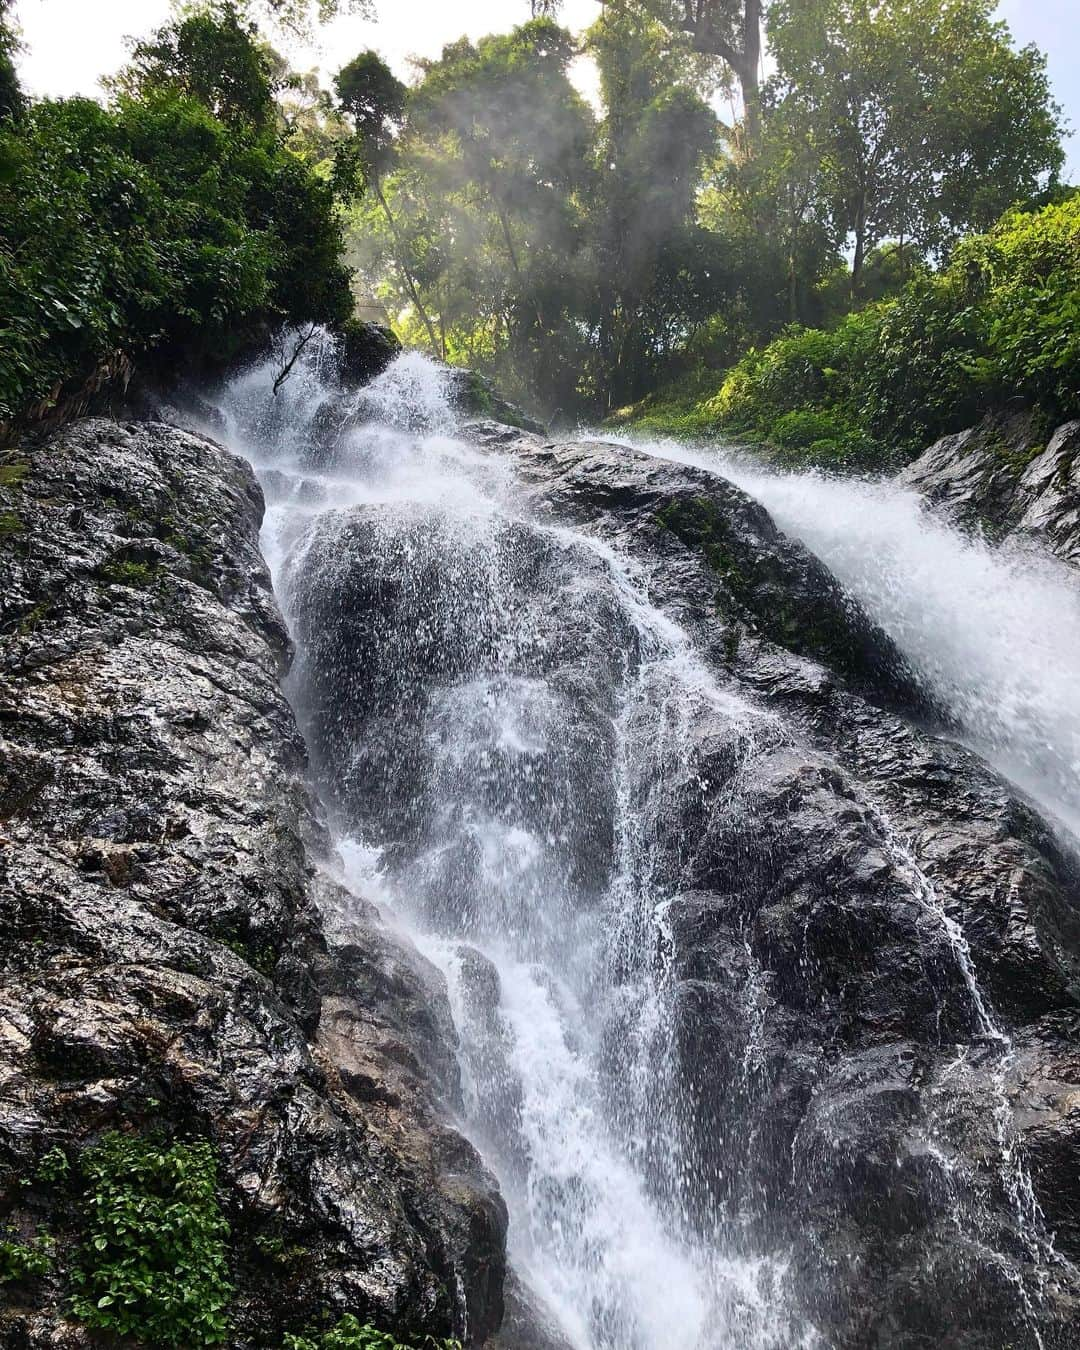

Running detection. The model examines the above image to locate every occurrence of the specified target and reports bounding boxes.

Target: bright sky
[12,0,1079,179]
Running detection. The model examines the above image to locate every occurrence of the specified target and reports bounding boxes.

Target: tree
[334,50,442,353]
[0,4,353,428]
[0,0,23,123]
[671,0,762,145]
[767,0,1064,290]
[117,1,277,132]
[587,8,721,404]
[392,19,597,397]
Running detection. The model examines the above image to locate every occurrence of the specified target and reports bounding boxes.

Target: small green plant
[71,1132,233,1347]
[36,1145,70,1183]
[253,1232,305,1266]
[0,510,23,535]
[283,1315,463,1350]
[98,559,156,587]
[0,1231,55,1282]
[220,930,279,976]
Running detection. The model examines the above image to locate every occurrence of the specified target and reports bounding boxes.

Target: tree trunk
[852,212,867,296]
[373,181,441,357]
[494,198,546,335]
[740,0,762,149]
[678,0,762,152]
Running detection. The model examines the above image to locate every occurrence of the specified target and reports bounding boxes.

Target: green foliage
[98,558,157,588]
[283,1315,462,1350]
[116,2,276,132]
[70,1132,232,1347]
[35,1146,71,1184]
[0,0,22,124]
[0,1231,55,1283]
[656,196,1080,468]
[765,0,1064,284]
[0,4,350,429]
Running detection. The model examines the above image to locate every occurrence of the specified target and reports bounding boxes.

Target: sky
[11,0,1080,180]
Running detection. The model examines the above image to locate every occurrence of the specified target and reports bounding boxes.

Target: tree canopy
[0,1,352,430]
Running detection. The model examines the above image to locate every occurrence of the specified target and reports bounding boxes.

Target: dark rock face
[446,370,547,436]
[283,505,634,924]
[456,423,1080,1346]
[338,320,403,386]
[0,420,505,1346]
[898,409,1080,566]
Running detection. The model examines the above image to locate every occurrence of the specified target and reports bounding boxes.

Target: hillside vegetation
[611,194,1080,469]
[0,1,352,434]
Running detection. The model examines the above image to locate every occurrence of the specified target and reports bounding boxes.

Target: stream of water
[605,433,1080,843]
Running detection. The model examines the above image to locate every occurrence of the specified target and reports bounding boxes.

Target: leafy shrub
[70,1132,232,1347]
[650,196,1080,469]
[283,1315,463,1350]
[0,1232,54,1283]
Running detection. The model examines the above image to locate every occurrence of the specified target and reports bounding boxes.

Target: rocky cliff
[0,419,504,1347]
[898,408,1080,567]
[452,423,1080,1347]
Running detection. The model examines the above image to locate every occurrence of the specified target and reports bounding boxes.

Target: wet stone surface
[0,419,505,1347]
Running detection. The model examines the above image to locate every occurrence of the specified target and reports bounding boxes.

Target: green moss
[159,511,215,576]
[0,459,29,488]
[16,602,49,635]
[0,510,23,535]
[70,1132,232,1347]
[992,438,1045,475]
[220,931,278,976]
[657,497,744,588]
[0,1231,55,1283]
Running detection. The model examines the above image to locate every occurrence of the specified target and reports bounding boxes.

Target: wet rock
[338,319,402,386]
[451,371,547,435]
[0,419,506,1347]
[899,409,1080,566]
[456,423,1080,1346]
[281,505,633,913]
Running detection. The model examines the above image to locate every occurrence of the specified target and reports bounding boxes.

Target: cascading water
[213,344,813,1350]
[204,340,1075,1349]
[606,434,1080,843]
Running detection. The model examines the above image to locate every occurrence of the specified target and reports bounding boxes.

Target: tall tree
[334,51,441,353]
[673,0,762,144]
[587,8,721,404]
[767,0,1064,289]
[400,19,596,392]
[116,1,277,132]
[0,0,22,124]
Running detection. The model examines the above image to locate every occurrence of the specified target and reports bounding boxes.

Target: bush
[283,1315,463,1350]
[649,196,1080,469]
[0,7,352,430]
[0,1232,54,1283]
[70,1132,232,1347]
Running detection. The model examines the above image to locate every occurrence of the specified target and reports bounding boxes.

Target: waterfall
[205,342,1074,1349]
[212,344,818,1349]
[607,434,1080,844]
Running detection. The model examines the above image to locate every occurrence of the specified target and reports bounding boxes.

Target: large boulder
[898,408,1080,566]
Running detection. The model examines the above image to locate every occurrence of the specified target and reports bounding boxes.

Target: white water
[203,345,1072,1349]
[604,432,1080,843]
[213,346,812,1350]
